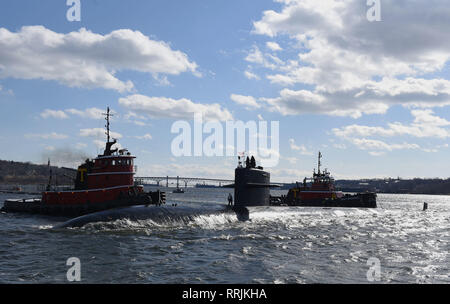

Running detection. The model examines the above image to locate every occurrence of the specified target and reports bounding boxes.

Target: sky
[0,0,450,182]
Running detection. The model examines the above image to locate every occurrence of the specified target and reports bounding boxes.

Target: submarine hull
[55,204,249,228]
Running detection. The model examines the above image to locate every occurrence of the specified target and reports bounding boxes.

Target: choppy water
[0,187,449,283]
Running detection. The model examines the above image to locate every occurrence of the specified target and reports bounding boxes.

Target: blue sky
[1,0,450,181]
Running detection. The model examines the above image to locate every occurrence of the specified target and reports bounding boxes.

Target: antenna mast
[103,107,114,143]
[318,151,322,174]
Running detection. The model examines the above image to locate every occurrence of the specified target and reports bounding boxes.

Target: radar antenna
[318,151,322,174]
[102,107,117,156]
[103,107,114,143]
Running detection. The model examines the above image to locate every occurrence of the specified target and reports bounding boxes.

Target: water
[0,187,449,283]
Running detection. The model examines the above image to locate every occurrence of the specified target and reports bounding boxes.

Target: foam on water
[0,191,449,283]
[190,212,239,229]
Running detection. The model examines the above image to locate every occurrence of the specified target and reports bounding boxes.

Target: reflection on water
[0,187,449,283]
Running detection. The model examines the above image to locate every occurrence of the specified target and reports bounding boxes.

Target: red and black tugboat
[272,152,377,208]
[2,107,165,217]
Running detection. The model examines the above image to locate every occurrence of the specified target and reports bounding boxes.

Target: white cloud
[139,158,306,181]
[40,107,108,120]
[119,94,233,121]
[66,107,105,119]
[80,128,122,139]
[266,41,282,51]
[333,143,346,149]
[0,84,13,96]
[132,121,147,126]
[25,132,68,140]
[139,162,235,180]
[284,156,298,164]
[0,26,198,92]
[259,76,450,118]
[230,94,261,109]
[245,46,265,65]
[124,112,148,121]
[245,45,284,70]
[152,74,171,86]
[369,151,386,157]
[92,139,122,151]
[123,111,150,126]
[412,109,450,126]
[259,88,385,118]
[93,139,106,149]
[269,167,312,183]
[249,0,450,117]
[244,70,260,80]
[40,109,69,119]
[134,134,152,140]
[333,124,396,138]
[350,138,420,152]
[331,109,450,154]
[332,110,450,139]
[75,142,87,149]
[289,138,313,155]
[421,148,438,153]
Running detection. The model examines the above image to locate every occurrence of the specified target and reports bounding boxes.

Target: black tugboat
[1,107,166,217]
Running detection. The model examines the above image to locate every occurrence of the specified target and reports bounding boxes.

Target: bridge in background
[135,176,286,188]
[135,176,235,188]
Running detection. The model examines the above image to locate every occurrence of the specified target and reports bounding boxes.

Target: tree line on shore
[1,159,449,195]
[0,159,74,186]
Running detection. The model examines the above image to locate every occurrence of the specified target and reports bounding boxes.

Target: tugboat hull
[269,152,377,209]
[271,192,377,208]
[1,191,165,217]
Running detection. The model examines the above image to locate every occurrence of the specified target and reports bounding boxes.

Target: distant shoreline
[1,159,450,195]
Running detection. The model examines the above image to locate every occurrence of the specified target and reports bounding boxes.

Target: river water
[0,187,448,283]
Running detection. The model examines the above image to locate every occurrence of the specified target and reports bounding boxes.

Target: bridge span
[135,176,285,188]
[135,176,234,188]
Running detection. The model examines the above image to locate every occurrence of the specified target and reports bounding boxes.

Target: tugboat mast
[102,107,118,156]
[317,151,322,174]
[103,107,114,143]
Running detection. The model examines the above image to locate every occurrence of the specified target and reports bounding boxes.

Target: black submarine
[56,155,271,228]
[56,154,376,228]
